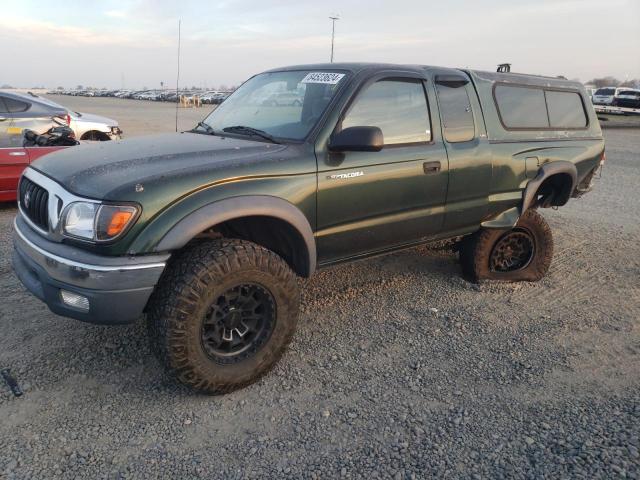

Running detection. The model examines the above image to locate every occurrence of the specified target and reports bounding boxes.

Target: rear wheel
[147,238,300,394]
[460,209,553,282]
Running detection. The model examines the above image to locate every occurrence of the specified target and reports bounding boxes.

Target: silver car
[68,111,122,141]
[36,95,122,141]
[0,91,68,148]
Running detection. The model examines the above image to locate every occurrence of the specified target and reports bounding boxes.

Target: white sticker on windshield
[301,72,345,85]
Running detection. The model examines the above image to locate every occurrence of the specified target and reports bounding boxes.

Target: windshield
[201,70,348,141]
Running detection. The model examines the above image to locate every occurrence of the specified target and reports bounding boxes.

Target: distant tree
[587,77,620,87]
[620,79,640,88]
[56,86,64,90]
[219,84,228,91]
[0,84,13,89]
[76,85,84,90]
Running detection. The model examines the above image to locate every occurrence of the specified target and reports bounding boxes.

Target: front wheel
[460,209,553,282]
[147,239,300,394]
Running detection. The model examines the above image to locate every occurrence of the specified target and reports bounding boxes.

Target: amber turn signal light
[96,205,139,241]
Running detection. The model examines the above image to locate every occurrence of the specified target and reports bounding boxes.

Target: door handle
[9,151,27,156]
[0,117,7,122]
[423,161,441,174]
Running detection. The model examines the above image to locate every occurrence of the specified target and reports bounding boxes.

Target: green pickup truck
[12,63,604,393]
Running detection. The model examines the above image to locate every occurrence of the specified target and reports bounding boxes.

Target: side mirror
[329,126,383,152]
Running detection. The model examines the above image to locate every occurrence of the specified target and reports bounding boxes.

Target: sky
[1,0,638,89]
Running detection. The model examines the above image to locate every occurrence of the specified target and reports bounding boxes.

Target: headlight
[63,202,138,241]
[63,202,97,239]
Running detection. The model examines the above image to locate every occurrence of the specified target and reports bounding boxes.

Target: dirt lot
[0,101,638,479]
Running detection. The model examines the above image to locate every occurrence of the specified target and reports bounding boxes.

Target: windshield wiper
[222,125,279,144]
[193,121,216,135]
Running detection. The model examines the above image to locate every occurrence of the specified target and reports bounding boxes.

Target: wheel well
[80,130,110,141]
[192,216,311,277]
[533,173,573,208]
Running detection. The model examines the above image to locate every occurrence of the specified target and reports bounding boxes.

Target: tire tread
[147,238,299,394]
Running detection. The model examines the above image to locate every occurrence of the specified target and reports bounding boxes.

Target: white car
[28,94,122,141]
[592,87,616,105]
[69,111,122,141]
[592,87,620,105]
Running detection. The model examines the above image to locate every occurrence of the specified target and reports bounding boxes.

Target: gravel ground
[0,126,639,479]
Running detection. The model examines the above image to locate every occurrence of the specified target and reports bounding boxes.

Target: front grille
[19,177,49,231]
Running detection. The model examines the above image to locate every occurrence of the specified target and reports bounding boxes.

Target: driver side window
[342,79,431,145]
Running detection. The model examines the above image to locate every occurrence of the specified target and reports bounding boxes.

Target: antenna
[329,16,340,63]
[175,19,181,132]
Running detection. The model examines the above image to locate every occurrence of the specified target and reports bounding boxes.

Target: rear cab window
[434,77,476,143]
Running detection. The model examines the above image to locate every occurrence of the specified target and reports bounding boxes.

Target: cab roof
[266,62,461,76]
[265,62,583,90]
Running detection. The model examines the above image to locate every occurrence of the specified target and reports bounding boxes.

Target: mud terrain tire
[460,209,553,282]
[147,238,300,394]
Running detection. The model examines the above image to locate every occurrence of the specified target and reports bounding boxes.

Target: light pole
[329,16,339,63]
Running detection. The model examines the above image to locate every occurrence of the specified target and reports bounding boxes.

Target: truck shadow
[3,243,467,399]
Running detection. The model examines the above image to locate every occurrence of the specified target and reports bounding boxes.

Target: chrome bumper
[12,216,169,324]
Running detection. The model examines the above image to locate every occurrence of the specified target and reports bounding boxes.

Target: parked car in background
[0,145,67,201]
[52,86,232,104]
[69,111,122,140]
[263,91,303,106]
[1,125,77,201]
[0,91,69,148]
[35,94,122,141]
[592,87,618,105]
[613,88,640,109]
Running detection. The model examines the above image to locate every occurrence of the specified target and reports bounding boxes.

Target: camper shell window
[493,84,588,130]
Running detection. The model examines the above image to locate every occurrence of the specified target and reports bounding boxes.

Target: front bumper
[12,216,168,325]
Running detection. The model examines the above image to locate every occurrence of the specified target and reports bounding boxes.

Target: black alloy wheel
[201,283,276,364]
[489,228,535,272]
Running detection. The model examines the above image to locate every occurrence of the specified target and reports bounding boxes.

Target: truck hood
[30,132,294,200]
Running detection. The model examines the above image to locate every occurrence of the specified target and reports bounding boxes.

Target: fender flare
[155,195,317,275]
[522,161,577,213]
[481,161,578,230]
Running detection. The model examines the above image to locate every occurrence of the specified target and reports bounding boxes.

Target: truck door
[430,70,492,232]
[315,74,449,264]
